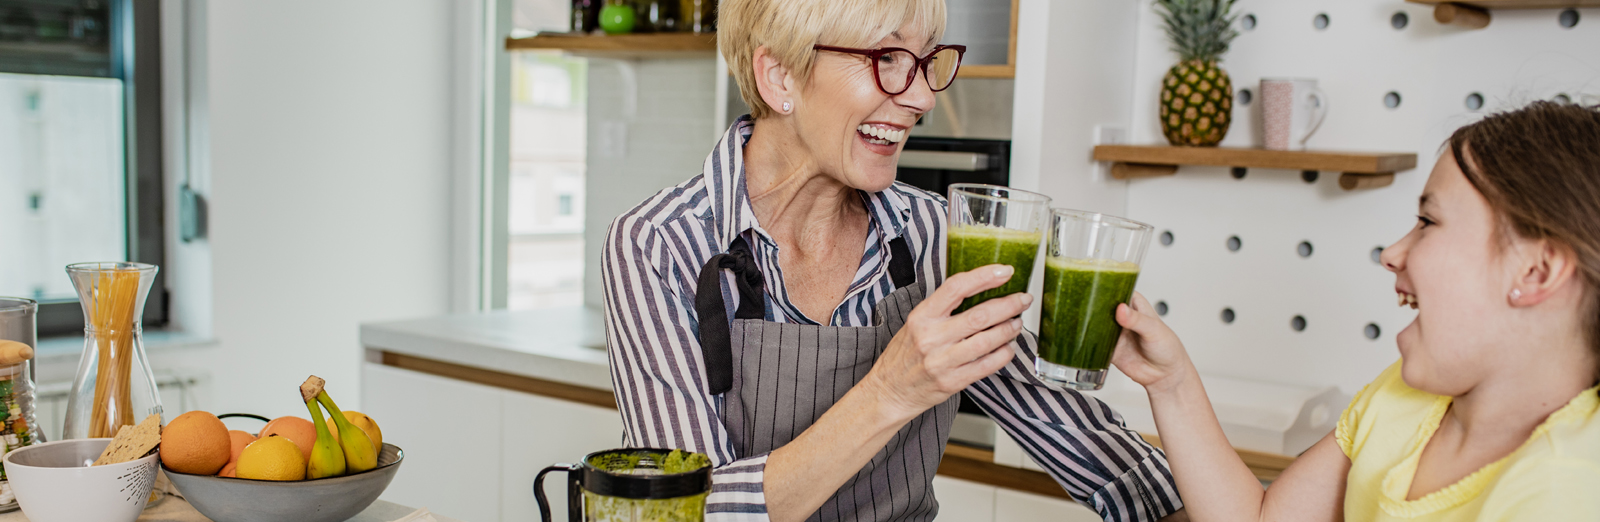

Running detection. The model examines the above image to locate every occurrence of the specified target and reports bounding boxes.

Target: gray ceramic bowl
[163,443,403,522]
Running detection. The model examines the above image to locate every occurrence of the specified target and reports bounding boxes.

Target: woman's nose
[895,69,936,113]
[1380,233,1412,273]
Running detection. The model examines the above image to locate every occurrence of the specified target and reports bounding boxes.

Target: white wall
[155,0,458,418]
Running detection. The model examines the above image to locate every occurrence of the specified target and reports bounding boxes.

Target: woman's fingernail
[994,265,1014,278]
[1018,293,1033,306]
[1011,318,1023,330]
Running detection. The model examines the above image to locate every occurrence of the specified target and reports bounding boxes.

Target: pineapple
[1156,0,1238,147]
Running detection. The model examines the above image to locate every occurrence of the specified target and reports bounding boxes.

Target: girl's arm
[1113,293,1349,522]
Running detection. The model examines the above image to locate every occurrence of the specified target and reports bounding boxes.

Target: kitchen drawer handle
[897,150,990,171]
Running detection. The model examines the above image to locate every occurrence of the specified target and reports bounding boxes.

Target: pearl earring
[1510,288,1522,301]
[781,101,792,113]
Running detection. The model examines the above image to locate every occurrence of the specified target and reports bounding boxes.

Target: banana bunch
[299,375,380,478]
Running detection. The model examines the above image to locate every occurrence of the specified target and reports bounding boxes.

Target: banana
[314,383,378,473]
[301,376,346,479]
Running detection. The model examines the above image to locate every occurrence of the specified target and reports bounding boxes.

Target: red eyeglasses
[812,44,966,96]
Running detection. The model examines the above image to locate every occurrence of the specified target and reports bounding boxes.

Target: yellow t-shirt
[1337,360,1600,521]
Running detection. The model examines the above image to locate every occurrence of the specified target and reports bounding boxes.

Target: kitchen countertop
[360,306,612,391]
[0,498,462,522]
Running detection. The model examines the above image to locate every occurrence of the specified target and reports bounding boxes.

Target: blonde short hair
[719,0,946,119]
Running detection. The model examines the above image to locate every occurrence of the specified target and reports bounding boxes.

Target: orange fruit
[218,461,237,478]
[343,411,383,449]
[259,416,316,461]
[227,430,255,463]
[235,435,305,481]
[160,411,231,475]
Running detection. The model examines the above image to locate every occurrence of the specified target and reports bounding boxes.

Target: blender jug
[535,448,711,522]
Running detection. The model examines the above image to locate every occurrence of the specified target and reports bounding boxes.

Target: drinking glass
[1036,209,1153,390]
[945,184,1052,314]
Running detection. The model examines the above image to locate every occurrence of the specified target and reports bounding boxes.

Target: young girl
[1113,101,1600,521]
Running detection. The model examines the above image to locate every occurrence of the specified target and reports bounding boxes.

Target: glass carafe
[62,263,163,440]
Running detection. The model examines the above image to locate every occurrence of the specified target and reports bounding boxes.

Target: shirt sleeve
[1336,360,1401,459]
[964,331,1183,522]
[601,215,771,520]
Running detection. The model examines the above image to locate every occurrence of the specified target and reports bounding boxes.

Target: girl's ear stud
[1510,288,1523,302]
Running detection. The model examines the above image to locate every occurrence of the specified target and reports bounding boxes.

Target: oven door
[894,137,1010,197]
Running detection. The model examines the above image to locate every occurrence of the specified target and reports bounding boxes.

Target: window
[0,0,166,335]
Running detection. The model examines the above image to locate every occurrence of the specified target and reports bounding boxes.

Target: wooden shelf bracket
[1434,3,1492,28]
[1111,162,1180,180]
[1339,173,1396,190]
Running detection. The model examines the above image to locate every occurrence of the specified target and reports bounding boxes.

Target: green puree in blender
[1039,257,1141,371]
[947,225,1042,313]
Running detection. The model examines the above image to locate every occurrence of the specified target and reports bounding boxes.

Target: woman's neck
[742,119,865,245]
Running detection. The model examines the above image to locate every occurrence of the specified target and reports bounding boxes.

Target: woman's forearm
[1146,369,1268,522]
[762,384,914,522]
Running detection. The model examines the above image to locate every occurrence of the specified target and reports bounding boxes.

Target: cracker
[93,414,162,466]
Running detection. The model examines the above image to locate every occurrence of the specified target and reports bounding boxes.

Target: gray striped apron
[697,236,958,522]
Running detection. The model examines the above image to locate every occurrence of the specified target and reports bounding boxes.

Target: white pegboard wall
[1120,1,1600,396]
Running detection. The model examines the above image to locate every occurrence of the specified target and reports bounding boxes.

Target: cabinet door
[363,363,503,522]
[993,488,1102,522]
[501,390,624,522]
[932,475,996,522]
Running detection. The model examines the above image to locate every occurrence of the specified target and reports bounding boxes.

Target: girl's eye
[1417,215,1436,228]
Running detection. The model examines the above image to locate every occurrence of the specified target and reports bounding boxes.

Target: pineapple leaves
[1155,0,1239,63]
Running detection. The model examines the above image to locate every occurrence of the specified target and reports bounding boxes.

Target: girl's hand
[1110,292,1197,395]
[864,264,1029,421]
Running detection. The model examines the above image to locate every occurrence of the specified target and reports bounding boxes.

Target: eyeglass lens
[876,48,962,94]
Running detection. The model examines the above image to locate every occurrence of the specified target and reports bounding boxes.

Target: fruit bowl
[163,443,403,522]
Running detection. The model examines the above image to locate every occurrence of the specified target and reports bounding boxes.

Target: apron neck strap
[695,235,918,395]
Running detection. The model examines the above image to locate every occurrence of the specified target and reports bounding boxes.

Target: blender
[534,448,711,522]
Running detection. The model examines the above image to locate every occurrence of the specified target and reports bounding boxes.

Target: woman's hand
[862,264,1030,421]
[1110,292,1197,395]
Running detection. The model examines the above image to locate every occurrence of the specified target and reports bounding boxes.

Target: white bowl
[4,438,159,522]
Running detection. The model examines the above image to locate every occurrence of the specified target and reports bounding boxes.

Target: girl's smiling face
[1381,151,1523,395]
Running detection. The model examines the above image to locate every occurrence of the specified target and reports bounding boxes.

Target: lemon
[235,435,307,481]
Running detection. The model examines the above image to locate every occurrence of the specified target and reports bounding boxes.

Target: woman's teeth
[1397,292,1418,309]
[857,124,905,145]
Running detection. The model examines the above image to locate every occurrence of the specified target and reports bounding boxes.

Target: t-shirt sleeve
[1337,360,1404,459]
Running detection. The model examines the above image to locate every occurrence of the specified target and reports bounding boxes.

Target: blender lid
[580,448,713,500]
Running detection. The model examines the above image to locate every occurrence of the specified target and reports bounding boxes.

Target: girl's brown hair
[1449,101,1600,362]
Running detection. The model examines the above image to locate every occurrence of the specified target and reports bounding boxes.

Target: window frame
[32,0,167,337]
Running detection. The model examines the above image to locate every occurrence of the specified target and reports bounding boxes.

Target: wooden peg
[0,340,34,366]
[1111,162,1179,180]
[1339,173,1395,190]
[1434,3,1490,29]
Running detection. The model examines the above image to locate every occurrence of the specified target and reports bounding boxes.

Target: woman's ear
[752,46,796,114]
[1512,239,1581,307]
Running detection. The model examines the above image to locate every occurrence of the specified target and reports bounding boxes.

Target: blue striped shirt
[602,116,1182,521]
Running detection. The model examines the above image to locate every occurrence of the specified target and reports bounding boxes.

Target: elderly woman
[601,1,1186,521]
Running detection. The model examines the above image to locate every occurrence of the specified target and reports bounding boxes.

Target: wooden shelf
[505,33,717,57]
[1092,145,1418,191]
[1405,0,1596,29]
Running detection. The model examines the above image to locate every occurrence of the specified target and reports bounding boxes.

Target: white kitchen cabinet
[932,476,996,522]
[363,363,504,522]
[994,488,1102,522]
[500,391,623,522]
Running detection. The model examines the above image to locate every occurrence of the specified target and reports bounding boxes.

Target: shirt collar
[705,115,917,249]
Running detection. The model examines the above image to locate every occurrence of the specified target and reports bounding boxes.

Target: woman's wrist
[852,372,925,427]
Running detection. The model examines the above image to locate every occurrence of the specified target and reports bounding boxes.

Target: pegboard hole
[1291,315,1307,332]
[1155,301,1169,316]
[1391,11,1409,30]
[1465,92,1484,111]
[1237,88,1253,106]
[1364,323,1382,340]
[1221,308,1236,324]
[1159,230,1175,246]
[1240,14,1257,31]
[1301,170,1319,183]
[1226,235,1242,252]
[1555,93,1572,104]
[1297,241,1314,258]
[1384,91,1402,109]
[1371,246,1385,264]
[1231,167,1248,179]
[1559,8,1580,29]
[1313,13,1330,30]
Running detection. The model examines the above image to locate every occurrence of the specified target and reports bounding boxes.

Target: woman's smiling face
[1381,151,1523,395]
[792,25,937,192]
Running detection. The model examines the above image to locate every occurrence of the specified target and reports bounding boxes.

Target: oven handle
[897,150,991,172]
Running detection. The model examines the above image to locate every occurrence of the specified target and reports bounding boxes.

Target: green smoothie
[1038,257,1141,371]
[947,224,1043,313]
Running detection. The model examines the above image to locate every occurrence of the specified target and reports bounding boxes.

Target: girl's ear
[1512,239,1581,307]
[751,46,796,113]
